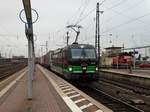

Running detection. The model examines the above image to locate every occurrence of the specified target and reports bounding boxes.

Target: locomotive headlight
[96,67,98,71]
[82,67,86,70]
[68,67,73,72]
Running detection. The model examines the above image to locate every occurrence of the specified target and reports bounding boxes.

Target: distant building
[101,46,123,67]
[11,56,27,64]
[105,46,122,57]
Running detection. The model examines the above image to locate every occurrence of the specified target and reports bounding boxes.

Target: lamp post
[20,0,38,100]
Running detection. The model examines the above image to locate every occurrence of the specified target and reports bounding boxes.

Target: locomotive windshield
[71,48,96,59]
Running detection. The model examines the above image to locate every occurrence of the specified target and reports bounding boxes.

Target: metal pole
[95,4,98,50]
[46,41,48,53]
[97,3,100,69]
[31,41,35,81]
[41,47,43,56]
[21,0,38,100]
[133,49,136,69]
[117,56,119,69]
[95,3,100,70]
[66,31,69,46]
[27,38,33,100]
[25,23,33,100]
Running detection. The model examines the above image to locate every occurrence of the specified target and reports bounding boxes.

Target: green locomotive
[50,43,99,81]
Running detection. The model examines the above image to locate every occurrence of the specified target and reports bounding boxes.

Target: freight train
[39,43,99,81]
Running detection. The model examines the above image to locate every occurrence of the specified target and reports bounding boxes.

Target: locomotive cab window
[84,49,96,59]
[71,48,96,59]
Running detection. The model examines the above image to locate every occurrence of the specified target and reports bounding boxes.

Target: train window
[71,49,96,59]
[84,49,96,59]
[71,49,82,59]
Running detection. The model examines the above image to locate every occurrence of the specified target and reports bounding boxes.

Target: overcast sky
[0,0,150,57]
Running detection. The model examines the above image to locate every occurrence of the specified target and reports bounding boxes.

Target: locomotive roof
[64,44,95,50]
[51,44,95,54]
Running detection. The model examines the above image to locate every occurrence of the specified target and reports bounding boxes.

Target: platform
[0,66,71,112]
[0,65,112,112]
[100,68,150,89]
[101,69,150,79]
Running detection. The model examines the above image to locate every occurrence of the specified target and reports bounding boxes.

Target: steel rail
[85,85,144,112]
[99,77,150,95]
[0,64,26,80]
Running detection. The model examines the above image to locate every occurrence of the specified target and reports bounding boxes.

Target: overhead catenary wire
[63,0,123,43]
[75,0,107,25]
[106,9,150,30]
[98,0,129,24]
[51,0,148,49]
[75,0,126,44]
[116,0,145,13]
[73,0,125,45]
[102,11,150,34]
[66,0,87,25]
[75,0,129,25]
[0,34,18,37]
[104,0,127,11]
[81,12,150,45]
[77,0,144,45]
[75,0,91,25]
[103,0,146,25]
[65,0,91,44]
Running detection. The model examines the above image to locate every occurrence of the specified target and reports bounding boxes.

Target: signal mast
[95,2,104,70]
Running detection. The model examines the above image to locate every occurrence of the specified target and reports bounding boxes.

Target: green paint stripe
[73,71,82,73]
[58,65,97,74]
[86,71,95,73]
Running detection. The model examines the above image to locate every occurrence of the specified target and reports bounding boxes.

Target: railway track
[49,67,149,111]
[99,77,150,96]
[0,63,11,68]
[48,67,144,112]
[94,80,150,112]
[0,63,26,80]
[79,85,144,112]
